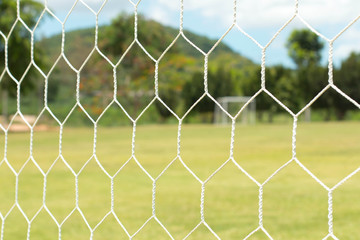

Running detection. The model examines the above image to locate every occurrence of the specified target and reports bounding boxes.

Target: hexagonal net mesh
[0,0,360,239]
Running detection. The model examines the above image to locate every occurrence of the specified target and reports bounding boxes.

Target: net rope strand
[0,0,359,239]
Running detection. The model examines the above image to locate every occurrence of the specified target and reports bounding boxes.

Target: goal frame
[214,96,256,125]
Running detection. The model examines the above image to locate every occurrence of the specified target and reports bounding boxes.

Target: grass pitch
[0,122,360,239]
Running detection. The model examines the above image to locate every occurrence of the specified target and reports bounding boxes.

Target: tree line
[182,29,360,122]
[1,2,360,124]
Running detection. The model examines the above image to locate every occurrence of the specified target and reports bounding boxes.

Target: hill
[41,15,254,70]
[38,14,257,122]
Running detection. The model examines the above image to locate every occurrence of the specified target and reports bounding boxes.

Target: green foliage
[101,13,177,58]
[285,29,328,113]
[6,10,358,124]
[286,29,324,68]
[182,66,235,121]
[240,66,288,122]
[331,52,360,119]
[336,52,360,103]
[286,29,359,120]
[0,0,45,94]
[0,0,18,34]
[97,13,255,121]
[100,14,135,57]
[209,66,236,100]
[182,72,205,112]
[38,13,252,123]
[0,0,47,122]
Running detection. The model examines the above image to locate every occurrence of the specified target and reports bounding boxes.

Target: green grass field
[0,122,359,239]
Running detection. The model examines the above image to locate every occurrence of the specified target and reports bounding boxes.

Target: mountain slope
[41,15,254,70]
[38,14,258,121]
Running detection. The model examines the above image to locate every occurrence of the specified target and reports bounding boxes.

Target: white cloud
[299,0,360,27]
[139,0,180,27]
[37,0,132,19]
[156,0,180,11]
[335,43,360,61]
[146,5,173,25]
[334,25,360,62]
[177,0,360,32]
[40,0,360,32]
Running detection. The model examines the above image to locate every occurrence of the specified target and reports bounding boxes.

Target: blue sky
[36,0,360,67]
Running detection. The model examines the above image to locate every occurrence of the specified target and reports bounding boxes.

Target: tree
[241,66,292,122]
[0,0,45,121]
[182,66,234,122]
[269,65,299,111]
[97,13,257,122]
[286,29,327,114]
[101,13,178,59]
[333,52,360,119]
[101,13,180,118]
[286,29,324,68]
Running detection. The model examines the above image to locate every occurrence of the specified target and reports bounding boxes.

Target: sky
[35,0,360,67]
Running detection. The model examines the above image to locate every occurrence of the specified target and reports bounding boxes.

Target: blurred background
[1,0,360,126]
[0,1,360,239]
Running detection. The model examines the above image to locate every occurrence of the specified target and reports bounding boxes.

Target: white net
[0,0,360,239]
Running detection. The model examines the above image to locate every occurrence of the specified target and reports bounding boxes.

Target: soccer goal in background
[214,96,256,125]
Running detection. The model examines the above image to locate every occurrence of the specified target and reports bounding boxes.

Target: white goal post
[214,96,256,124]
